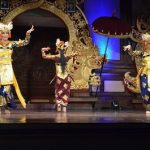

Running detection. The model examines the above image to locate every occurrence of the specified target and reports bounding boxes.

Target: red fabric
[92,17,131,36]
[55,76,71,106]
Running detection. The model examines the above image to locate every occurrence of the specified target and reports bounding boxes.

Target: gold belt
[0,59,12,64]
[0,51,12,55]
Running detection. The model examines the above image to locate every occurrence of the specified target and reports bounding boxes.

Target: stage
[0,109,150,123]
[0,109,150,149]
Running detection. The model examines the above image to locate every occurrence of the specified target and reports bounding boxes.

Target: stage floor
[1,110,150,149]
[0,110,150,123]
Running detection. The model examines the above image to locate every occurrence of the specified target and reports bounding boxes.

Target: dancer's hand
[41,47,51,52]
[26,25,34,35]
[123,45,131,51]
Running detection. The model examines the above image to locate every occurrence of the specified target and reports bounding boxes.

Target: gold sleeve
[46,54,59,60]
[12,34,31,47]
[128,50,142,57]
[41,50,59,60]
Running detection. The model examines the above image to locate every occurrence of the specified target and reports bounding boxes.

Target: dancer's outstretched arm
[12,25,34,47]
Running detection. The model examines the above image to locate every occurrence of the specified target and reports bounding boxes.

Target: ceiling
[13,8,66,28]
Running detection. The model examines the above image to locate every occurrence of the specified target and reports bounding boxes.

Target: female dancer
[0,22,34,113]
[124,33,150,114]
[41,38,77,112]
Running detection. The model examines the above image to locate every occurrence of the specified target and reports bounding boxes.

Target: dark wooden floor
[0,109,150,123]
[0,108,150,149]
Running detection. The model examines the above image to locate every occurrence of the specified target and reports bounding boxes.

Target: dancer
[41,38,77,112]
[124,33,150,114]
[0,22,34,113]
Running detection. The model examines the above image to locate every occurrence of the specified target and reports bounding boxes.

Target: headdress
[0,22,13,33]
[142,33,150,41]
[56,38,69,50]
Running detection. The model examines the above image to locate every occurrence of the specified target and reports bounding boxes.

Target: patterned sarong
[55,75,71,106]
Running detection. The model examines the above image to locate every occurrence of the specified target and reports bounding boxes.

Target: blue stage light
[84,0,120,60]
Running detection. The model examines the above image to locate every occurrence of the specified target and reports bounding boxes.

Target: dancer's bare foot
[62,106,67,112]
[146,110,150,114]
[57,104,61,112]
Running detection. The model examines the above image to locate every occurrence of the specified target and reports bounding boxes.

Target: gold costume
[124,33,150,110]
[46,53,72,106]
[41,39,74,112]
[0,35,30,108]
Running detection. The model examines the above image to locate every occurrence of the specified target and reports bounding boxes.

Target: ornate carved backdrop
[0,0,102,99]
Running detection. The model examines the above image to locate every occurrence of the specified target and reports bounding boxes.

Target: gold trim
[13,72,26,108]
[2,0,45,23]
[93,28,130,39]
[1,1,103,90]
[40,2,77,44]
[0,60,12,64]
[0,51,12,54]
[0,81,14,86]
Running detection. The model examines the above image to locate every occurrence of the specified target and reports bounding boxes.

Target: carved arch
[1,0,77,43]
[1,0,102,89]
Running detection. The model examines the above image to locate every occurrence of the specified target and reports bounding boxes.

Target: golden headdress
[56,38,69,50]
[142,33,150,41]
[0,22,13,33]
